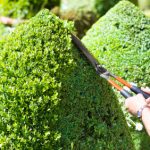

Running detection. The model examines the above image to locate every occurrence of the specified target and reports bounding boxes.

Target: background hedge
[82,0,150,149]
[0,9,134,149]
[82,0,150,87]
[60,0,137,37]
[0,0,60,19]
[60,0,137,16]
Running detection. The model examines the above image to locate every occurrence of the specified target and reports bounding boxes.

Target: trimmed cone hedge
[0,0,60,19]
[82,0,150,87]
[0,9,134,149]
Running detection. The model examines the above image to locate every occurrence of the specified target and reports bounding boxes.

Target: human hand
[125,87,150,136]
[125,94,147,116]
[141,87,150,107]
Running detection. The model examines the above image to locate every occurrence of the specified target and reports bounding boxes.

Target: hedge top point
[72,34,150,99]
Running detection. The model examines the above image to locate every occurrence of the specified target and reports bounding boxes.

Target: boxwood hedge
[82,0,150,87]
[0,9,134,149]
[82,0,150,149]
[0,0,60,19]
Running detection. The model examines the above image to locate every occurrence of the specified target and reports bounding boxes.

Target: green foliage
[0,9,74,149]
[60,0,98,38]
[131,130,150,150]
[0,23,5,37]
[82,0,150,87]
[60,0,137,37]
[0,9,134,149]
[0,0,60,19]
[94,0,138,15]
[82,0,150,149]
[95,0,137,15]
[95,0,122,16]
[57,52,134,150]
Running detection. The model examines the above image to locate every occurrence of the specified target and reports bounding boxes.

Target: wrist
[137,105,150,118]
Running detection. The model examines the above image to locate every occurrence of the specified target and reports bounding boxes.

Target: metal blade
[71,34,100,71]
[71,34,111,76]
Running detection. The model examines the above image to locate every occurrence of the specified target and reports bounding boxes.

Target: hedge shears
[71,34,150,99]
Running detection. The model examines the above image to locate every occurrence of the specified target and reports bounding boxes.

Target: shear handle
[108,79,132,98]
[130,86,150,99]
[115,77,150,99]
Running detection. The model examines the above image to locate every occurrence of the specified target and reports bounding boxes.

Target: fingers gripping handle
[131,86,150,99]
[116,77,150,99]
